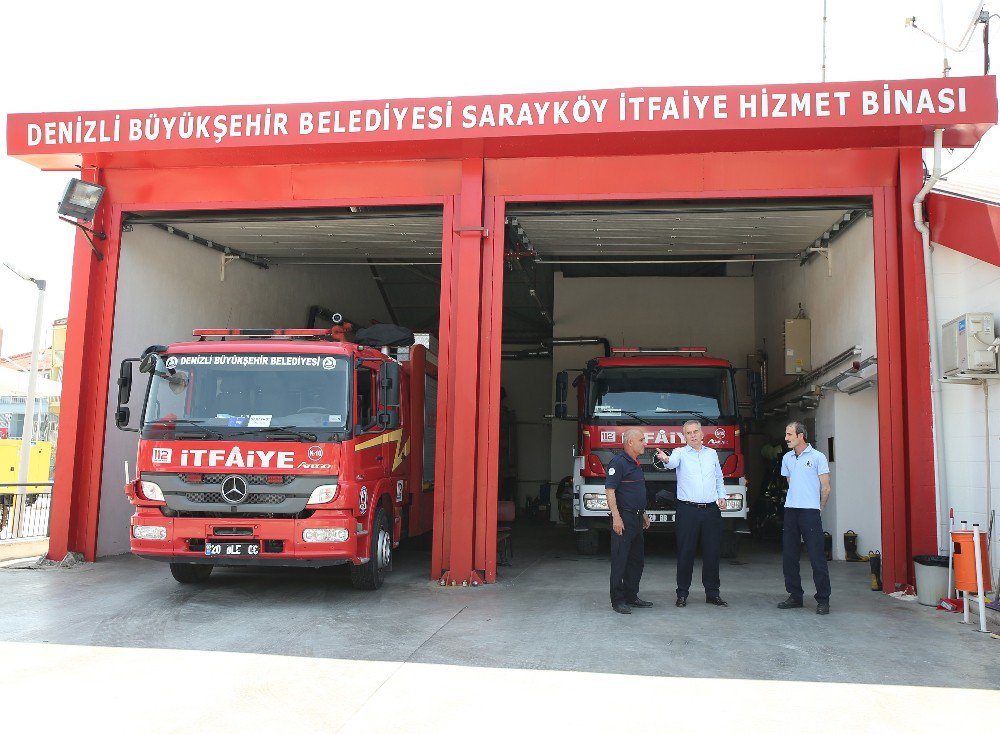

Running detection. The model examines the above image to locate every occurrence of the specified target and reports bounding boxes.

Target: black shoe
[612,603,632,614]
[706,597,729,607]
[675,597,688,608]
[777,595,804,609]
[816,602,830,615]
[626,597,653,608]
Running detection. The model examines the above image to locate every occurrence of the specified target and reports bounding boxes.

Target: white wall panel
[754,219,880,559]
[931,244,1000,563]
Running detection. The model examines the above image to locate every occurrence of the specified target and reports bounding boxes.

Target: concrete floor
[2,526,997,731]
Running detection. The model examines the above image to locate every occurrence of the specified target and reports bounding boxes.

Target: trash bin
[913,555,950,606]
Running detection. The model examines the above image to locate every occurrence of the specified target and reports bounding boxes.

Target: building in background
[0,317,66,445]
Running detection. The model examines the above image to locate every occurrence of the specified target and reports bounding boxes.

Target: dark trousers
[782,507,831,602]
[609,511,644,605]
[675,502,722,598]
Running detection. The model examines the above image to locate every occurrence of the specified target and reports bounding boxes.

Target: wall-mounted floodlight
[58,179,105,222]
[57,178,107,261]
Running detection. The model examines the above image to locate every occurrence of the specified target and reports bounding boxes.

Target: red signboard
[139,440,340,475]
[7,76,996,158]
[590,424,736,450]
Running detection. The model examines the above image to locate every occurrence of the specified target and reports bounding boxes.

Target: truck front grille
[181,474,294,486]
[184,492,287,505]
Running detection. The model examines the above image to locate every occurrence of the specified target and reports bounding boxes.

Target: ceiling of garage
[126,198,871,345]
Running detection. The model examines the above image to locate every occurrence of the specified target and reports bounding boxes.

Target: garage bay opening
[498,198,881,571]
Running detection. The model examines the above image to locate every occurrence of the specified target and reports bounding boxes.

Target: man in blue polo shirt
[606,427,653,614]
[777,421,833,615]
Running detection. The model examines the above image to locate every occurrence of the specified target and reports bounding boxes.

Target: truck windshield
[588,366,736,423]
[142,352,350,439]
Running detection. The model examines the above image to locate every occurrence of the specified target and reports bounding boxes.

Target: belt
[619,508,645,514]
[679,500,717,508]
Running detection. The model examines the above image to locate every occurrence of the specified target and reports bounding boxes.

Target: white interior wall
[930,244,1000,566]
[499,352,553,508]
[97,224,391,557]
[753,218,881,559]
[549,275,756,488]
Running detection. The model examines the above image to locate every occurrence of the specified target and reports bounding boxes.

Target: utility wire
[909,1,984,53]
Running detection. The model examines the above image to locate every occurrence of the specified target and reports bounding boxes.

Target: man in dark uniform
[606,427,653,614]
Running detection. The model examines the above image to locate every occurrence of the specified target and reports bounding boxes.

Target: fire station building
[6,75,1000,591]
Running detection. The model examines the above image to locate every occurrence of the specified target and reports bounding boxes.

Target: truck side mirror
[554,370,568,420]
[115,358,141,432]
[380,362,401,408]
[118,360,134,405]
[115,406,131,429]
[375,362,402,431]
[748,371,763,419]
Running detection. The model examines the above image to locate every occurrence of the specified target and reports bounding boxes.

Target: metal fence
[0,483,53,541]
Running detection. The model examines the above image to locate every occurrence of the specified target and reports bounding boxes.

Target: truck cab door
[354,365,388,479]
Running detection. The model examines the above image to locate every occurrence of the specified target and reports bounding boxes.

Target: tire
[575,528,601,555]
[351,507,391,590]
[720,529,740,559]
[169,563,213,584]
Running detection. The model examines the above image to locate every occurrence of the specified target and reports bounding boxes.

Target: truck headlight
[307,484,339,505]
[139,481,164,502]
[302,528,349,543]
[133,525,167,540]
[725,493,743,511]
[583,492,609,511]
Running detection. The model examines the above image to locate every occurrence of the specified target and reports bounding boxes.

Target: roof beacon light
[611,346,708,356]
[191,328,346,340]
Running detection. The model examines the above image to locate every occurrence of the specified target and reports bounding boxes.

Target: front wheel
[575,527,601,555]
[351,508,392,590]
[169,563,213,584]
[720,521,740,559]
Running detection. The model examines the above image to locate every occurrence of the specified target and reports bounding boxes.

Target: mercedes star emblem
[221,475,250,504]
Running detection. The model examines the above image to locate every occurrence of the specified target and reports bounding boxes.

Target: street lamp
[3,262,46,495]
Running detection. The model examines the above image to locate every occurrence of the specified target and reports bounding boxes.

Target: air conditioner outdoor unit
[941,312,997,377]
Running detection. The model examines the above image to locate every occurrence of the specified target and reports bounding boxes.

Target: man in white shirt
[654,420,728,608]
[776,421,832,615]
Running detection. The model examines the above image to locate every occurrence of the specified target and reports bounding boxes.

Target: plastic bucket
[913,555,950,606]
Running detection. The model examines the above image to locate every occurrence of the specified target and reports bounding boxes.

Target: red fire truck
[555,347,760,556]
[114,326,436,590]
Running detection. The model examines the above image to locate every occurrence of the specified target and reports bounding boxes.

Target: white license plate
[648,512,675,523]
[205,542,260,557]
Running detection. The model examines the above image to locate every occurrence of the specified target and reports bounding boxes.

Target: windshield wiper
[595,408,649,425]
[653,408,718,425]
[228,426,319,441]
[147,419,223,439]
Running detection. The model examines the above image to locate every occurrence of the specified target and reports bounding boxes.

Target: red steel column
[48,166,122,561]
[897,148,939,567]
[431,158,487,585]
[873,184,909,590]
[472,196,505,582]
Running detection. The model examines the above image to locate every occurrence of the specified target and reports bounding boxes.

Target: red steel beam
[472,196,505,582]
[927,191,1000,268]
[433,158,486,585]
[48,165,122,561]
[873,183,910,590]
[897,149,939,572]
[431,197,456,578]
